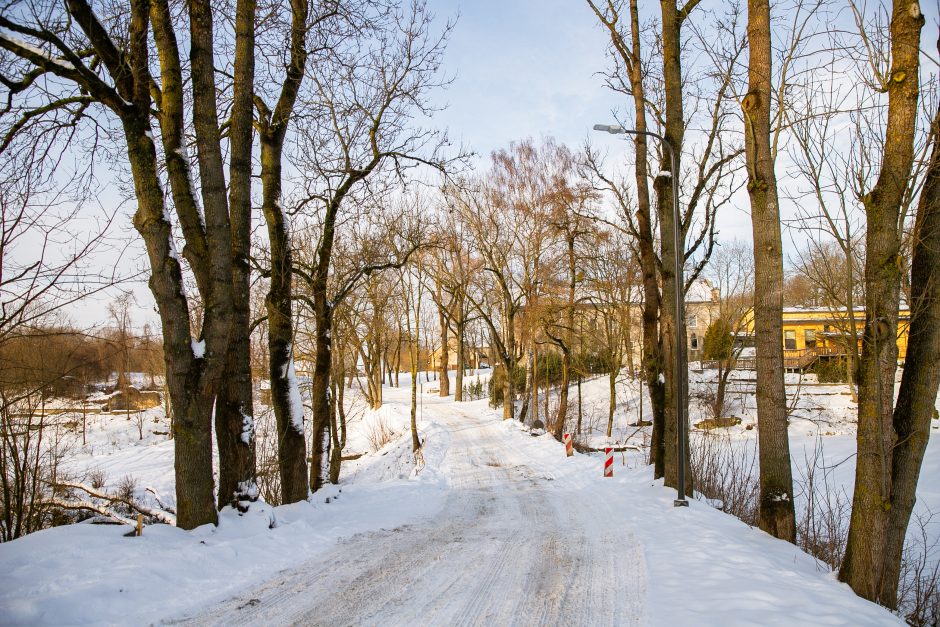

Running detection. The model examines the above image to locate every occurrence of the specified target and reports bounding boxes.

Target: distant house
[512,277,720,370]
[734,305,911,371]
[684,279,721,362]
[428,339,490,371]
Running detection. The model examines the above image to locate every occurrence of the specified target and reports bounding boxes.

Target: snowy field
[0,368,935,625]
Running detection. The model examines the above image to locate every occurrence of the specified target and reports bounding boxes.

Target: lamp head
[592,124,626,134]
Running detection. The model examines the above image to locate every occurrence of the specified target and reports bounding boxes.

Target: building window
[805,329,817,349]
[784,330,797,350]
[690,333,699,350]
[687,315,698,328]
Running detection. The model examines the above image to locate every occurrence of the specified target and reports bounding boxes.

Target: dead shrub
[88,468,107,490]
[1,394,72,541]
[690,430,759,526]
[115,475,138,504]
[366,414,396,453]
[793,436,851,570]
[898,510,940,627]
[253,404,281,506]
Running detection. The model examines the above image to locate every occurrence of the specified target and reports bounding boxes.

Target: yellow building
[739,305,910,370]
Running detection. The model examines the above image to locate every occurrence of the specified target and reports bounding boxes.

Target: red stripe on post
[604,447,613,477]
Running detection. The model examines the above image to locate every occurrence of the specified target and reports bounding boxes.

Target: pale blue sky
[76,0,937,328]
[429,0,627,158]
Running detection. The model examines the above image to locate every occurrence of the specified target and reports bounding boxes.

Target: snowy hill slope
[0,378,903,625]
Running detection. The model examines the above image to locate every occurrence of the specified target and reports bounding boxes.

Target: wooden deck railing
[701,345,846,372]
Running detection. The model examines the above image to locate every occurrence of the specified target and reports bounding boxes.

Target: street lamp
[592,123,689,507]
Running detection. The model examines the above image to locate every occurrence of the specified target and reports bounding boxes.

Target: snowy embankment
[0,371,908,625]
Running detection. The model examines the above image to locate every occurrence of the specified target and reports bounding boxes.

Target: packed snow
[1,368,931,625]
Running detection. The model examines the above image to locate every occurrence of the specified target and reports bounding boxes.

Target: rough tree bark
[840,0,923,602]
[743,0,796,542]
[216,0,257,511]
[257,0,311,504]
[881,89,940,606]
[551,230,577,441]
[435,279,451,397]
[658,0,691,493]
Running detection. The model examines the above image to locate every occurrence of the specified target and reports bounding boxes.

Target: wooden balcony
[702,345,845,372]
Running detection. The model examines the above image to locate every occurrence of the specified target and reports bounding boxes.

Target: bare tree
[585,229,639,438]
[587,0,742,489]
[784,76,866,400]
[400,261,426,453]
[884,65,940,607]
[0,0,263,528]
[289,1,456,491]
[840,0,925,603]
[741,0,797,542]
[449,178,524,420]
[704,240,753,420]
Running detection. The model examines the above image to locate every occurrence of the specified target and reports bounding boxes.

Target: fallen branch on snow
[51,481,177,526]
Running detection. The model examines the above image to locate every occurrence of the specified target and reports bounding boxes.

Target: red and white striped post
[604,447,613,477]
[563,433,573,457]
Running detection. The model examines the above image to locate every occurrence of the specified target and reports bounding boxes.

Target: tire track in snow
[176,402,647,626]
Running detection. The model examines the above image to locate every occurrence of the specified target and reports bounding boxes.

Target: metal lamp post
[592,123,689,507]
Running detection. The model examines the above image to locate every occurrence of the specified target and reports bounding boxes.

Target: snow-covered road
[0,382,904,626]
[183,400,647,626]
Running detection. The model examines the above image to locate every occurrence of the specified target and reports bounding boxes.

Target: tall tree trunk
[554,232,577,438]
[658,0,690,494]
[407,282,423,452]
[437,281,450,397]
[518,344,532,423]
[455,306,466,401]
[601,0,664,476]
[216,0,257,511]
[257,0,310,504]
[141,1,228,529]
[743,0,795,542]
[714,359,730,419]
[310,299,332,493]
[576,375,583,434]
[840,1,923,602]
[328,376,345,485]
[394,332,402,388]
[371,334,383,409]
[544,359,549,421]
[126,113,219,529]
[439,328,449,396]
[411,340,420,451]
[880,101,940,606]
[503,304,516,420]
[554,348,570,439]
[531,345,539,425]
[261,135,308,504]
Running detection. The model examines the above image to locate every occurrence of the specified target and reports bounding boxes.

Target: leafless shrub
[366,414,396,453]
[115,475,138,505]
[574,400,605,439]
[690,430,760,526]
[253,404,282,507]
[133,411,145,441]
[0,394,72,541]
[691,384,722,421]
[793,436,851,570]
[898,510,940,627]
[88,468,107,490]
